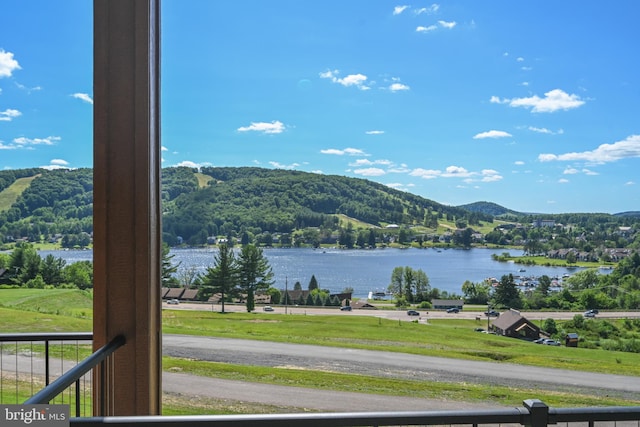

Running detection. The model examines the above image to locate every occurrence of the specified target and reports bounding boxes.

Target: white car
[166,299,180,305]
[263,306,274,312]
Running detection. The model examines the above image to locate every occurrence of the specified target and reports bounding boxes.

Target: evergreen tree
[237,244,274,312]
[9,243,41,285]
[161,243,181,287]
[197,243,238,313]
[308,274,318,290]
[40,254,66,286]
[492,274,523,309]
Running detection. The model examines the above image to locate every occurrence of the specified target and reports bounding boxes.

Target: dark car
[484,310,500,317]
[340,306,352,311]
[446,307,459,313]
[407,310,420,316]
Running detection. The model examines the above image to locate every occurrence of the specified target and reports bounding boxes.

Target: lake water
[39,247,587,298]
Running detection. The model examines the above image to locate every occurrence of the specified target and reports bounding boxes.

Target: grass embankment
[1,289,639,413]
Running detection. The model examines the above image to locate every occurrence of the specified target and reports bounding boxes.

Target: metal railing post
[45,339,50,386]
[523,399,550,427]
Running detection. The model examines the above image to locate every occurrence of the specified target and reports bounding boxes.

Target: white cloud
[14,136,61,146]
[528,126,564,135]
[40,159,71,170]
[269,161,299,170]
[494,89,585,113]
[410,165,502,183]
[438,20,457,29]
[414,4,439,15]
[175,161,201,168]
[320,147,367,156]
[349,158,392,167]
[393,5,409,15]
[626,181,635,186]
[481,169,503,182]
[161,146,168,152]
[237,120,286,134]
[473,130,512,139]
[319,69,370,90]
[558,178,570,184]
[442,165,473,177]
[388,164,411,173]
[71,93,93,104]
[389,82,410,92]
[410,168,441,179]
[0,109,21,122]
[538,135,640,164]
[514,161,525,165]
[354,167,386,177]
[365,130,384,135]
[385,183,405,189]
[416,25,438,33]
[563,167,579,174]
[0,49,21,78]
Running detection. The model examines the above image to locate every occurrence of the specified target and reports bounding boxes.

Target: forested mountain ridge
[0,167,638,249]
[0,166,491,246]
[163,166,490,245]
[457,201,521,217]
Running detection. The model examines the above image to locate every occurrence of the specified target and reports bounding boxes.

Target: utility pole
[284,276,288,315]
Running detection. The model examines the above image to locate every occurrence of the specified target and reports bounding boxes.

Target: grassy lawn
[163,309,640,376]
[163,357,638,410]
[1,288,639,412]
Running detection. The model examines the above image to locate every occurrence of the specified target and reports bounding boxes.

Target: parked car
[263,306,274,312]
[533,338,546,344]
[484,310,500,317]
[166,299,179,305]
[446,307,459,313]
[340,306,352,311]
[407,310,420,316]
[543,339,561,346]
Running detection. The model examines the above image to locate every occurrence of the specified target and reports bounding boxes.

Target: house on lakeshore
[490,309,540,340]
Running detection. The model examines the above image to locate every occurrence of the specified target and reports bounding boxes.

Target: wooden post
[93,0,161,415]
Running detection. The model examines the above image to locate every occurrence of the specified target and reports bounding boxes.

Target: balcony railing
[0,332,124,417]
[69,399,640,427]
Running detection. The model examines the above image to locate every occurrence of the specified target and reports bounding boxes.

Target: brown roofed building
[490,309,540,340]
[164,288,185,299]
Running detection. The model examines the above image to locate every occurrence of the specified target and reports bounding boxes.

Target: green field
[1,289,639,413]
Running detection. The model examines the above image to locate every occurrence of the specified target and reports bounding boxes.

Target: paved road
[163,335,640,403]
[167,302,640,322]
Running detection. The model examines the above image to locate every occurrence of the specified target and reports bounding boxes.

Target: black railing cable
[25,335,125,406]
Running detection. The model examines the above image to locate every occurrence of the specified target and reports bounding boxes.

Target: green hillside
[0,175,39,212]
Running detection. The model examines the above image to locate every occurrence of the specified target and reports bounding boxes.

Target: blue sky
[1,1,639,214]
